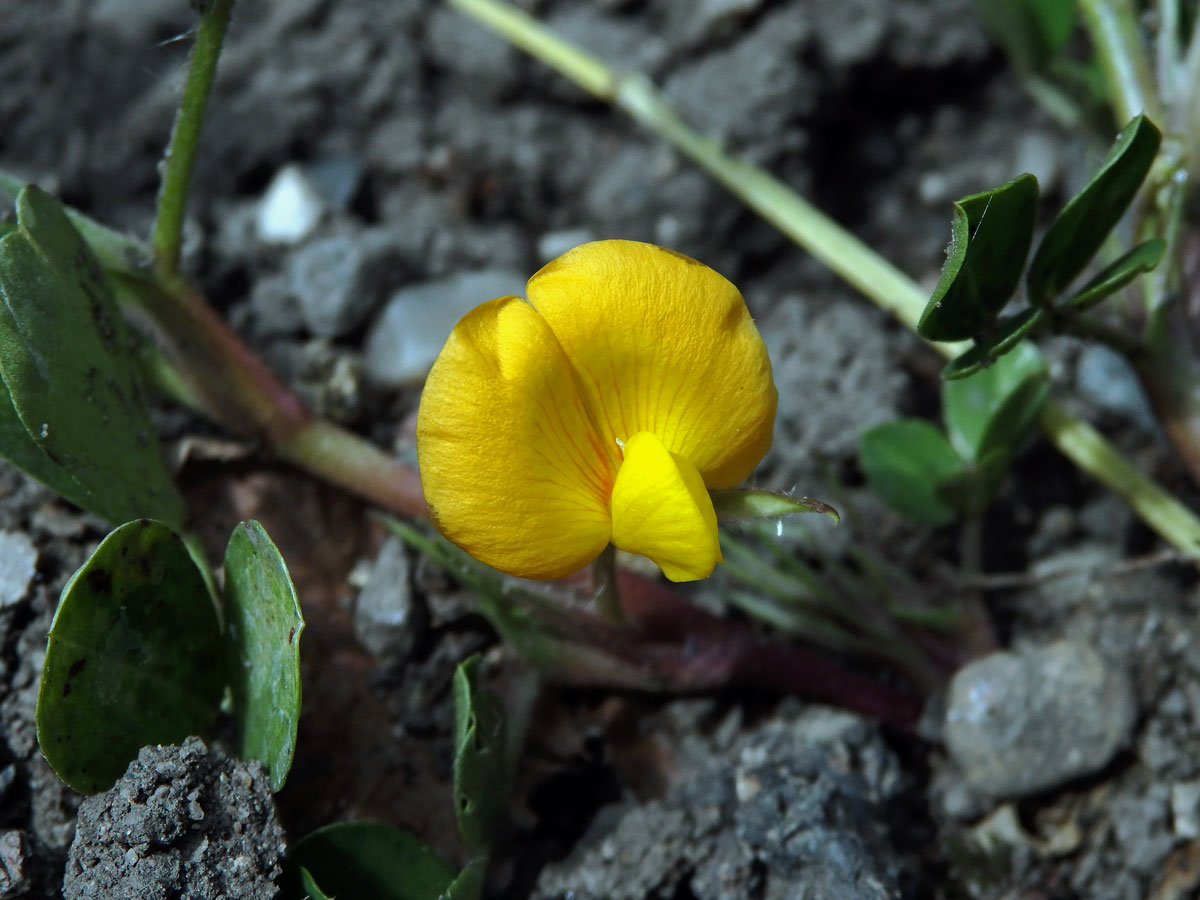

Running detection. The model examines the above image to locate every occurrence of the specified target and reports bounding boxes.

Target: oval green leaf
[941,307,1045,380]
[917,173,1039,341]
[859,420,965,527]
[224,520,304,793]
[1065,237,1166,311]
[284,822,456,900]
[452,655,507,853]
[0,186,184,529]
[1026,115,1162,304]
[35,519,223,794]
[943,340,1050,461]
[710,489,840,525]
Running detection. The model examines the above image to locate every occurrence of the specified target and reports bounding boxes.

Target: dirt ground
[3,1,1200,898]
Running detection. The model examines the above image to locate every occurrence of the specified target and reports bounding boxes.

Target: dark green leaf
[935,448,1012,515]
[941,307,1045,380]
[1065,237,1166,311]
[859,420,965,527]
[452,655,507,853]
[943,340,1050,461]
[35,519,223,794]
[0,374,96,506]
[972,0,1075,71]
[224,521,304,793]
[299,869,333,900]
[284,822,456,900]
[710,489,840,525]
[917,173,1038,341]
[0,186,183,529]
[1027,115,1162,304]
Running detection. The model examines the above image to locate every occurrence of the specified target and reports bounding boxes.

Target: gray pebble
[1076,344,1156,431]
[943,640,1136,798]
[287,232,393,339]
[363,269,525,388]
[353,537,423,662]
[0,532,37,609]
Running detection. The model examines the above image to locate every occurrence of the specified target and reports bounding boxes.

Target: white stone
[364,269,526,388]
[256,164,326,245]
[0,530,38,608]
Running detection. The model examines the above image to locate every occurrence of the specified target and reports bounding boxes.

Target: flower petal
[610,431,721,582]
[527,240,777,489]
[416,297,617,580]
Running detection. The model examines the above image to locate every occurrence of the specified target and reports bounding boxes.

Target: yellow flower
[416,240,776,582]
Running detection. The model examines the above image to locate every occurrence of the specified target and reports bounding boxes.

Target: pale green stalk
[448,0,1200,561]
[153,0,235,275]
[1076,0,1161,125]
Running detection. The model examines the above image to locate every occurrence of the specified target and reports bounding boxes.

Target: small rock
[287,232,395,339]
[537,228,596,264]
[256,164,326,245]
[364,269,526,388]
[1172,781,1200,838]
[0,830,54,900]
[63,738,285,900]
[1076,344,1156,431]
[425,5,521,99]
[354,537,423,661]
[305,155,363,211]
[943,640,1136,798]
[0,532,37,609]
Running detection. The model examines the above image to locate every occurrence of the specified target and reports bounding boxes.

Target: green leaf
[972,0,1075,71]
[452,655,507,853]
[0,186,183,529]
[1064,237,1166,311]
[35,519,223,794]
[710,489,840,525]
[859,420,966,527]
[943,340,1050,461]
[941,307,1045,380]
[1027,115,1162,304]
[224,520,304,793]
[917,173,1039,341]
[284,823,456,900]
[935,447,1013,515]
[0,373,97,506]
[299,869,333,900]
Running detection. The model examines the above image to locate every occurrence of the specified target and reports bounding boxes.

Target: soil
[2,1,1199,898]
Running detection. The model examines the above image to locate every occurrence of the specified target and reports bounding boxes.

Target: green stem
[1077,0,1161,125]
[116,271,427,518]
[590,544,622,623]
[450,0,1200,562]
[152,0,235,275]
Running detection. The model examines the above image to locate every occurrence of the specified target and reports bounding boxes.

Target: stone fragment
[0,532,37,609]
[364,269,525,388]
[256,164,325,245]
[943,641,1136,798]
[353,537,423,662]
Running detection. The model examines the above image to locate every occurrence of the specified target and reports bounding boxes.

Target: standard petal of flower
[610,431,721,582]
[416,297,618,580]
[527,240,777,489]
